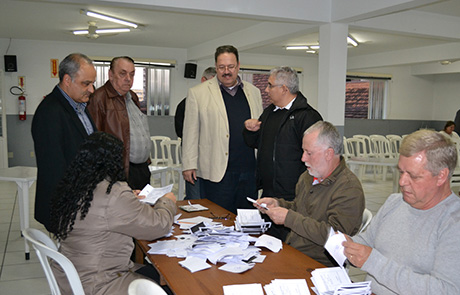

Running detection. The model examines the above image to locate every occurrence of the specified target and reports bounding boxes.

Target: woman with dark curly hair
[50,131,176,295]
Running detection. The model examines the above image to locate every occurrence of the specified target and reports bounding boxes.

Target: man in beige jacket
[182,45,263,213]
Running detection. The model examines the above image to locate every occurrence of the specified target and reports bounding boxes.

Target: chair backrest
[358,208,373,234]
[128,279,167,295]
[160,139,182,167]
[346,137,367,158]
[386,134,402,158]
[150,136,171,166]
[22,228,84,295]
[343,136,352,159]
[352,135,372,157]
[370,134,392,158]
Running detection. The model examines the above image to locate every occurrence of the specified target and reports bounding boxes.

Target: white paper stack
[235,209,271,234]
[310,267,371,295]
[264,279,310,295]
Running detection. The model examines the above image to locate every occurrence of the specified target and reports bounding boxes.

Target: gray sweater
[353,193,460,294]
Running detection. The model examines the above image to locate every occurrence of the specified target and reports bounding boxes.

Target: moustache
[222,73,232,78]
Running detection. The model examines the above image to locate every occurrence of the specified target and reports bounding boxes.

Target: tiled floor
[0,171,394,294]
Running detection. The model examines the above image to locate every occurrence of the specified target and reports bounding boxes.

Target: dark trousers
[128,161,151,190]
[201,170,257,214]
[184,177,204,200]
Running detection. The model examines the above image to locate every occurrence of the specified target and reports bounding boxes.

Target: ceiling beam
[331,0,442,22]
[347,42,460,70]
[352,10,460,41]
[187,22,317,61]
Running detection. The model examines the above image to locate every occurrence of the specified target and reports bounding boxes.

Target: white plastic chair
[128,278,167,295]
[150,136,171,166]
[358,208,373,234]
[370,135,393,180]
[22,228,84,295]
[160,139,185,200]
[386,134,402,158]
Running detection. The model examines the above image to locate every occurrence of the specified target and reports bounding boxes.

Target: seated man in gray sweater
[343,129,460,295]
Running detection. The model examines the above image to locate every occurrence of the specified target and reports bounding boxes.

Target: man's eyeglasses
[210,212,231,220]
[217,64,237,72]
[267,83,284,89]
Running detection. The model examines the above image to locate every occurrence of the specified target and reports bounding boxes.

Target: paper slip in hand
[139,184,173,205]
[247,197,269,210]
[255,234,282,253]
[324,227,347,267]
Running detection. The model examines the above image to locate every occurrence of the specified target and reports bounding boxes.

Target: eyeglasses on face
[216,64,237,72]
[267,82,284,89]
[210,212,231,220]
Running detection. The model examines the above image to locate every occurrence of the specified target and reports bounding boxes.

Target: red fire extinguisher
[18,95,26,121]
[10,86,26,121]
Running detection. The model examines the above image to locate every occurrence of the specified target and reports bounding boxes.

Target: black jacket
[243,92,322,200]
[32,86,96,232]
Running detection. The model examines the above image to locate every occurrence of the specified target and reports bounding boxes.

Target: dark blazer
[31,85,96,232]
[243,92,322,200]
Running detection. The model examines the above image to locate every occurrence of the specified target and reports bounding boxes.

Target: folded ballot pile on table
[148,214,280,274]
[235,209,271,234]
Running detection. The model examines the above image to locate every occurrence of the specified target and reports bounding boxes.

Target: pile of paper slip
[235,209,271,234]
[223,279,310,295]
[148,217,282,273]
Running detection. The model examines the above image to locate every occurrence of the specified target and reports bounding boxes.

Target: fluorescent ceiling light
[73,28,130,35]
[286,46,310,50]
[309,45,320,50]
[306,50,317,54]
[81,9,138,28]
[96,28,131,34]
[347,35,358,47]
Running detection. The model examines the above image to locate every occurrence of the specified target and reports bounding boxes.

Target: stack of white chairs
[345,137,368,178]
[160,138,185,200]
[149,136,172,187]
[386,134,402,158]
[22,228,84,295]
[369,134,394,180]
[150,136,171,166]
[352,135,374,159]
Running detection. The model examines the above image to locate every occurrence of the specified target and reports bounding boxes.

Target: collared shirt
[57,85,94,135]
[274,96,296,112]
[125,91,151,163]
[218,76,244,97]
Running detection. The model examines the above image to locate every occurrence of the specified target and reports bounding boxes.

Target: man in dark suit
[32,53,96,232]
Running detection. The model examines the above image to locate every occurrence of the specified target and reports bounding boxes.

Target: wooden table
[136,199,326,295]
[0,166,37,259]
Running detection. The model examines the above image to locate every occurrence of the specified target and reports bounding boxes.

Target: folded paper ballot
[138,184,173,205]
[324,227,347,267]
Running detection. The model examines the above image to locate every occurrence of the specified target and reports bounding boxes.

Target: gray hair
[400,129,457,178]
[59,53,93,82]
[304,121,342,155]
[270,66,299,94]
[202,67,216,80]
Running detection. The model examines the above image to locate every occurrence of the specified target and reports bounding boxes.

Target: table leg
[16,180,34,260]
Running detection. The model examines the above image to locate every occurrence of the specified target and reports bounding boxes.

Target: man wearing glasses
[243,67,322,240]
[182,45,263,214]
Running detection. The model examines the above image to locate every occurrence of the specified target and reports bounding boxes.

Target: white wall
[0,38,190,116]
[1,38,459,122]
[432,73,460,121]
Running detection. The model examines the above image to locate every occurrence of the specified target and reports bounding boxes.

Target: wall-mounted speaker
[4,55,17,72]
[184,63,197,79]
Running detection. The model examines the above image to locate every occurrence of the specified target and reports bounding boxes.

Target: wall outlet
[30,151,35,158]
[8,152,13,158]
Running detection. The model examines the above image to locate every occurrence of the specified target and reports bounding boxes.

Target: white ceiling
[1,0,460,68]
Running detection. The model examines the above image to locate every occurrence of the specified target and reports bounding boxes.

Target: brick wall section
[346,81,369,118]
[252,74,271,109]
